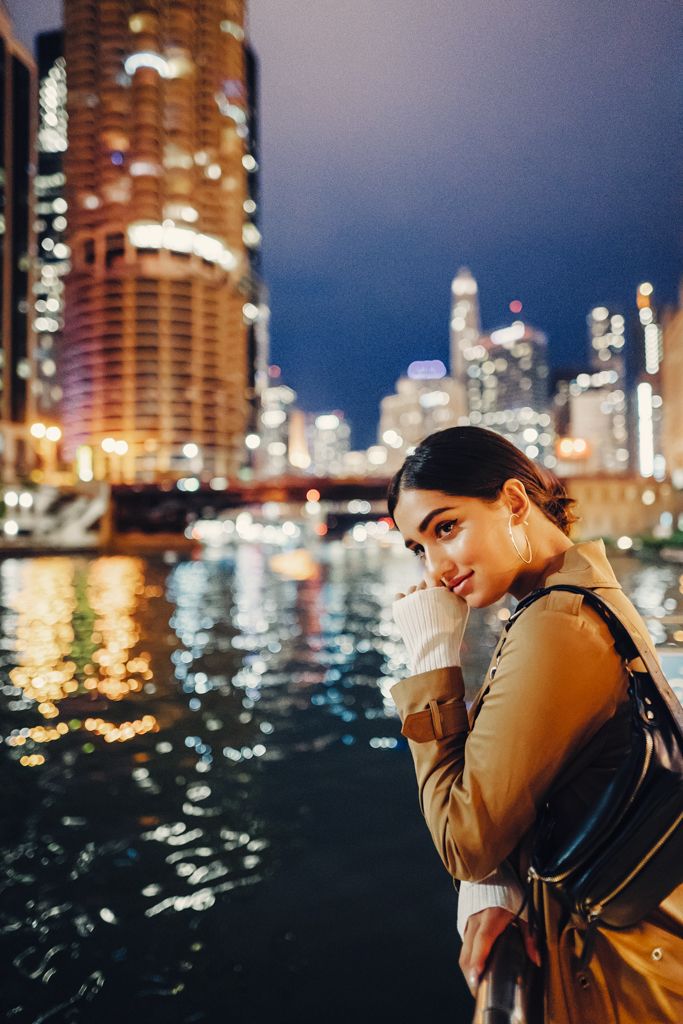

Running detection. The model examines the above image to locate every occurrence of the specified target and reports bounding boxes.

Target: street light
[100,437,128,481]
[30,423,62,483]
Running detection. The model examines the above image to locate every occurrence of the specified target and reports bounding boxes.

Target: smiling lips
[446,571,474,593]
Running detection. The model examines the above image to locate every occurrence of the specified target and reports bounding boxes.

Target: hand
[459,907,541,996]
[392,579,469,672]
[394,579,431,601]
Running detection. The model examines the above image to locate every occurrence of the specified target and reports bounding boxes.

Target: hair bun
[542,479,579,532]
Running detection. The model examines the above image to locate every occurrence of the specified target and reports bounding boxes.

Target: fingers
[468,922,501,993]
[458,909,515,997]
[394,580,430,602]
[520,921,542,968]
[458,919,477,993]
[406,581,427,594]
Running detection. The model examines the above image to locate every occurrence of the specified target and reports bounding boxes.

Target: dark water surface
[0,543,680,1024]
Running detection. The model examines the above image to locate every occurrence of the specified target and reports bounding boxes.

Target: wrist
[392,586,469,673]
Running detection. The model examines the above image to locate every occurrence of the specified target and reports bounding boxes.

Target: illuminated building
[287,408,310,473]
[588,305,626,379]
[250,373,349,479]
[549,368,577,438]
[662,282,683,488]
[555,371,627,475]
[467,321,554,466]
[553,307,633,476]
[378,360,467,473]
[554,434,592,478]
[448,269,553,463]
[583,305,630,472]
[0,5,36,477]
[307,412,351,477]
[62,0,257,482]
[253,380,297,477]
[33,30,67,419]
[634,282,664,480]
[242,41,268,433]
[570,370,628,474]
[450,266,482,386]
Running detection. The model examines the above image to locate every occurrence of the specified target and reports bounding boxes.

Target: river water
[0,541,681,1023]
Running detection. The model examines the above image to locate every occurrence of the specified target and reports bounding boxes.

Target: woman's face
[392,487,523,608]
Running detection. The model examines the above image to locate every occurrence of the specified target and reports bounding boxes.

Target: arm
[393,585,541,994]
[392,592,626,881]
[392,587,527,928]
[457,867,527,939]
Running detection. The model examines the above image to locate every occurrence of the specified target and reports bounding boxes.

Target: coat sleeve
[390,595,627,882]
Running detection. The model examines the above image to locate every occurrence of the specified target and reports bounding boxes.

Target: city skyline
[13,0,683,448]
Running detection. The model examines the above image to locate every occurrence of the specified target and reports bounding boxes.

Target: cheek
[444,532,478,564]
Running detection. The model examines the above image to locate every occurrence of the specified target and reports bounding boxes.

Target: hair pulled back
[387,426,578,536]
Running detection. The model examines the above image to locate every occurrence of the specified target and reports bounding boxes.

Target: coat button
[577,973,590,989]
[651,947,663,961]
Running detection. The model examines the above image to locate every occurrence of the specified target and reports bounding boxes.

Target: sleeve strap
[402,698,469,742]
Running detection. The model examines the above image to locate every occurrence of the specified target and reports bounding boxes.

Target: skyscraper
[448,268,553,464]
[378,363,466,473]
[449,266,481,388]
[585,305,629,472]
[588,305,626,378]
[33,30,68,419]
[0,3,36,464]
[308,412,351,476]
[467,321,554,465]
[62,0,257,482]
[565,370,628,475]
[662,282,683,489]
[634,282,665,479]
[242,39,269,434]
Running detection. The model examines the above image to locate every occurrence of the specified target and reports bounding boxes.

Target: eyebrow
[404,506,458,549]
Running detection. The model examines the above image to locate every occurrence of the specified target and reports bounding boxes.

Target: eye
[435,519,458,539]
[410,545,425,560]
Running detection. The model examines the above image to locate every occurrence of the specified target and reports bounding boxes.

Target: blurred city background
[0,1,681,1021]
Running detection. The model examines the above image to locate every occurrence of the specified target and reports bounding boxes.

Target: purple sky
[14,0,682,447]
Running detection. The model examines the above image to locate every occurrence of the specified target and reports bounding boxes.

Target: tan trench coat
[391,540,683,1023]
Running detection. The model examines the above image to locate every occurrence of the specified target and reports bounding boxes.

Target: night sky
[15,1,682,448]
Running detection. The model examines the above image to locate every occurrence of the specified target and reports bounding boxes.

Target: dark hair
[387,426,578,536]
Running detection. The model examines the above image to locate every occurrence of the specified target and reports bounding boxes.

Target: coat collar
[542,539,622,591]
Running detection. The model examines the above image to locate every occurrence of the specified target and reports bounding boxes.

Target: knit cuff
[456,867,528,940]
[392,587,469,673]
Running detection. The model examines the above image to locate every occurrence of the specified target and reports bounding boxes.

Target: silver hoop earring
[508,513,533,564]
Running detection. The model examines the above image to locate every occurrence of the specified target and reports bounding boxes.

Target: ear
[500,478,530,521]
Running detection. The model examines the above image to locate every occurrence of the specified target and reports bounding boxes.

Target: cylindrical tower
[63,0,255,482]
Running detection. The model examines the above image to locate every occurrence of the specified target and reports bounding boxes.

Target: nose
[424,548,454,588]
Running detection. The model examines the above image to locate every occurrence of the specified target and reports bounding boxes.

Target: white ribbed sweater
[392,586,526,938]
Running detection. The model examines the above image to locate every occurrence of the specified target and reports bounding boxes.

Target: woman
[388,426,683,1024]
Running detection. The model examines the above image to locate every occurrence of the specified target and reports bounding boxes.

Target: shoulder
[512,588,613,637]
[488,590,627,713]
[503,588,622,669]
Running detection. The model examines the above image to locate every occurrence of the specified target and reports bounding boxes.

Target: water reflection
[0,544,680,1020]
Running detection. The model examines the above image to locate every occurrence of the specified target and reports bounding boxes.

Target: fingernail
[468,970,478,991]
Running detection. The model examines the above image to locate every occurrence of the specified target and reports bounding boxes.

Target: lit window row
[127,221,238,271]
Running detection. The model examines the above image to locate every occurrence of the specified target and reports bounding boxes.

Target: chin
[467,586,507,610]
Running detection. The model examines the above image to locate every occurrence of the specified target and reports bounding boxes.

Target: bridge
[108,476,393,537]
